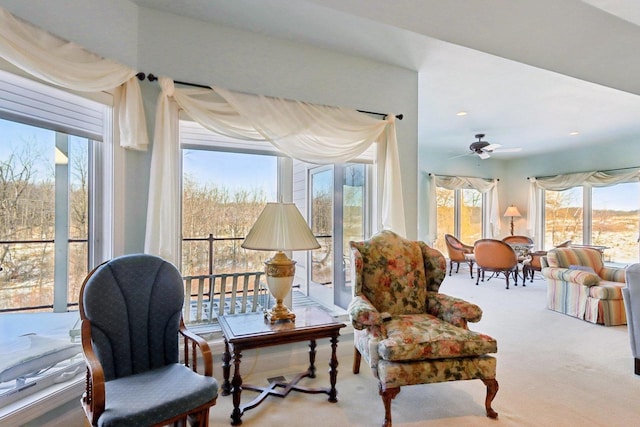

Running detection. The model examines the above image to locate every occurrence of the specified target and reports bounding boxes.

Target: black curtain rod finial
[135,72,146,81]
[147,73,158,82]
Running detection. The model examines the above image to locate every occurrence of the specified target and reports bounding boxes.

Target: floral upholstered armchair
[348,230,499,427]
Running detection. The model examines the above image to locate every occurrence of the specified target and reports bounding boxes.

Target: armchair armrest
[543,267,600,286]
[427,293,483,329]
[348,295,389,330]
[179,318,214,377]
[80,319,105,426]
[600,266,626,283]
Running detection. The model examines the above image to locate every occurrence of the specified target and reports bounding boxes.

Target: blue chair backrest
[81,254,184,381]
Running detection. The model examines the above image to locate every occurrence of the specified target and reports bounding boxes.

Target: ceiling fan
[468,133,522,159]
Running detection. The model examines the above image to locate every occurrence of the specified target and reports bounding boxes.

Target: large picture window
[434,187,483,254]
[544,182,640,263]
[0,70,112,407]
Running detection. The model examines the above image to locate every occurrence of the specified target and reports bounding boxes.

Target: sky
[182,149,278,200]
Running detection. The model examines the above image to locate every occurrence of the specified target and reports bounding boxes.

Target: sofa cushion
[589,281,624,300]
[546,248,604,272]
[378,313,497,362]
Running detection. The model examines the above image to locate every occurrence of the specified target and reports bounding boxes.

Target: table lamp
[503,205,522,236]
[241,202,320,323]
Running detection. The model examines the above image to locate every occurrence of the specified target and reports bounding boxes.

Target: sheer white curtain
[527,168,640,241]
[425,174,500,245]
[145,77,405,264]
[0,7,148,150]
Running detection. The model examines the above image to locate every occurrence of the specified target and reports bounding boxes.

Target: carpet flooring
[208,270,640,426]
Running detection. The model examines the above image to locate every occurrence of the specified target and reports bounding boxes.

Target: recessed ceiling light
[569,131,579,136]
[456,111,468,116]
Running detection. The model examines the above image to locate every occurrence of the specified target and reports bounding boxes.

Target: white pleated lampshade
[503,205,522,218]
[241,202,321,252]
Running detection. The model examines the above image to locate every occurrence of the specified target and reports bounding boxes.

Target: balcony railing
[183,271,271,324]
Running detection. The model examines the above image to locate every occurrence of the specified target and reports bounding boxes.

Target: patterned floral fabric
[350,230,429,315]
[379,314,497,361]
[377,355,497,389]
[347,230,497,388]
[427,292,483,328]
[542,247,627,325]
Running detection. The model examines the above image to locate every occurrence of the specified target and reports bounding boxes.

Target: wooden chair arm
[179,318,214,377]
[80,319,105,425]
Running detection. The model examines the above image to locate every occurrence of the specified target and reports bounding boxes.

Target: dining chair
[443,234,475,278]
[474,239,519,289]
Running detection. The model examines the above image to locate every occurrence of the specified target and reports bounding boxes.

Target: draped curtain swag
[426,174,501,244]
[145,77,405,264]
[527,168,640,241]
[0,7,148,150]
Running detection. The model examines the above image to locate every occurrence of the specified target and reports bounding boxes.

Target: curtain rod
[138,73,403,120]
[527,165,640,180]
[427,172,499,181]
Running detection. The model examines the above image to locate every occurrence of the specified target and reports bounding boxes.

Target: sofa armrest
[542,267,600,286]
[600,266,626,283]
[348,295,388,330]
[426,292,483,329]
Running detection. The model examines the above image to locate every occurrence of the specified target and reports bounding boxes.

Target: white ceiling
[131,0,640,160]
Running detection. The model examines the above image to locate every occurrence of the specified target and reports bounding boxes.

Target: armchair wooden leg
[635,358,640,375]
[449,260,453,276]
[481,378,499,419]
[353,347,362,374]
[379,385,400,427]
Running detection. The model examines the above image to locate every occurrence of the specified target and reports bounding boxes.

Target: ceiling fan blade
[448,153,472,160]
[477,151,491,160]
[483,143,502,152]
[493,147,523,153]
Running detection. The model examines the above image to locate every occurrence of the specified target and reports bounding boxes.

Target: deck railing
[182,271,271,323]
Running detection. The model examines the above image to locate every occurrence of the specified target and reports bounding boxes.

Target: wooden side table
[218,306,346,425]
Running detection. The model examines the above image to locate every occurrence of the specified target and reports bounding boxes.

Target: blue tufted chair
[79,254,218,427]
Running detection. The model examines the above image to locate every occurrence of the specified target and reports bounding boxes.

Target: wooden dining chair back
[474,239,519,289]
[444,234,475,278]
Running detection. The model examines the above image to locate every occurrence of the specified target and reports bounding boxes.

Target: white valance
[0,7,148,150]
[145,77,405,264]
[527,168,640,240]
[425,174,501,244]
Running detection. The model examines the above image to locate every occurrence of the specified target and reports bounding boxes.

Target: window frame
[0,69,117,418]
[542,181,640,262]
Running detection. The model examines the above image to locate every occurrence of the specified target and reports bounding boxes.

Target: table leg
[307,339,317,378]
[230,348,243,425]
[222,339,231,396]
[328,335,339,402]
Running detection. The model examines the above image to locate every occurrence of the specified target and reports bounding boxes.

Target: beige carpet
[208,271,640,427]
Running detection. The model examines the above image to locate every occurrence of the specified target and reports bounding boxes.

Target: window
[179,120,374,312]
[544,187,584,247]
[544,182,640,263]
[307,163,370,309]
[592,182,640,263]
[0,70,112,408]
[434,187,483,253]
[181,147,278,276]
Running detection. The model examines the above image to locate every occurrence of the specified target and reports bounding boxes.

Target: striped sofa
[541,247,627,326]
